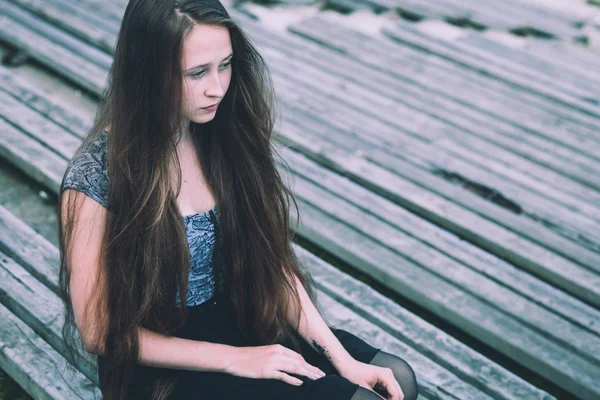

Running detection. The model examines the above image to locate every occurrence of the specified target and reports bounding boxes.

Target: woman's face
[181,24,233,124]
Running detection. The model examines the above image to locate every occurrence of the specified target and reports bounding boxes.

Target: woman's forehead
[181,24,232,70]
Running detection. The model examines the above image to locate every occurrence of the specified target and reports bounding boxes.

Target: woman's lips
[201,102,219,111]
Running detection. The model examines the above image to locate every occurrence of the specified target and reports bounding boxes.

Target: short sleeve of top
[61,130,110,209]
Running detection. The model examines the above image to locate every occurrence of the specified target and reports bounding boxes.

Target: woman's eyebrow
[186,53,234,71]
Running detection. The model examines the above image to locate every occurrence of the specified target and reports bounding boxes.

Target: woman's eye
[189,62,230,79]
[190,71,205,79]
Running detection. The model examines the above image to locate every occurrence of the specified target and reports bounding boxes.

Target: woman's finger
[278,347,325,376]
[378,369,404,400]
[278,360,323,380]
[273,371,304,386]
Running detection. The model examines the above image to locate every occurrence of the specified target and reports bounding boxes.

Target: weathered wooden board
[0,250,99,385]
[283,145,600,336]
[379,19,600,118]
[458,34,600,97]
[279,123,600,304]
[269,68,600,248]
[0,302,99,399]
[2,0,115,65]
[0,65,91,138]
[287,164,600,367]
[1,90,82,158]
[356,0,586,39]
[0,15,107,95]
[287,16,600,160]
[432,135,600,207]
[272,83,600,274]
[0,119,66,194]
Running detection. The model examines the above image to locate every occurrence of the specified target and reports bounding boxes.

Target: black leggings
[351,351,418,400]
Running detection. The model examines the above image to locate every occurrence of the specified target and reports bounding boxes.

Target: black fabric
[350,386,387,400]
[121,291,385,399]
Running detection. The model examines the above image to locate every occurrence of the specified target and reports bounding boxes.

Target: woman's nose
[205,71,225,98]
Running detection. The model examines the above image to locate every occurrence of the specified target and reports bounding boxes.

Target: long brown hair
[57,0,317,398]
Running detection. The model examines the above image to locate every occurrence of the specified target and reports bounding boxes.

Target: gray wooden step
[356,0,586,39]
[3,0,115,65]
[0,302,99,399]
[269,70,600,250]
[0,13,107,94]
[8,0,120,54]
[286,15,600,162]
[378,19,600,119]
[457,34,600,98]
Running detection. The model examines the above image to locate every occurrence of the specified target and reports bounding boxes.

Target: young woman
[57,0,418,399]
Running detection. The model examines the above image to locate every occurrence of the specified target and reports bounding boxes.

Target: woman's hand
[338,359,404,400]
[224,344,326,386]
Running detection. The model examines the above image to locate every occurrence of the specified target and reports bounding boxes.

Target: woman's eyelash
[190,61,232,79]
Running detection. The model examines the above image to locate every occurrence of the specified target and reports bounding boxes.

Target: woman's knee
[370,351,418,400]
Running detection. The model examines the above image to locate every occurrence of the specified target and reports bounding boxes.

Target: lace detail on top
[60,130,223,307]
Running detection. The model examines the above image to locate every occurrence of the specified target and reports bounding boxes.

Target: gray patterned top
[60,130,224,307]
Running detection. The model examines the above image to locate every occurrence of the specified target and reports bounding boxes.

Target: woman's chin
[190,111,217,124]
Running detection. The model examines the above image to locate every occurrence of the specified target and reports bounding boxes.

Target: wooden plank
[291,197,600,399]
[0,65,91,139]
[2,0,115,67]
[0,205,62,296]
[432,129,600,207]
[0,15,107,95]
[275,64,600,237]
[379,20,600,119]
[272,82,600,275]
[0,119,66,194]
[0,202,555,399]
[429,138,600,215]
[0,303,99,400]
[278,124,600,304]
[248,19,600,189]
[1,90,82,158]
[458,34,600,96]
[287,16,600,161]
[460,0,587,38]
[398,143,600,247]
[317,293,493,400]
[0,250,99,385]
[270,62,600,246]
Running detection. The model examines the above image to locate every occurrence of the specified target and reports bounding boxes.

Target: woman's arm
[90,327,237,372]
[288,275,354,372]
[288,276,404,399]
[63,189,235,373]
